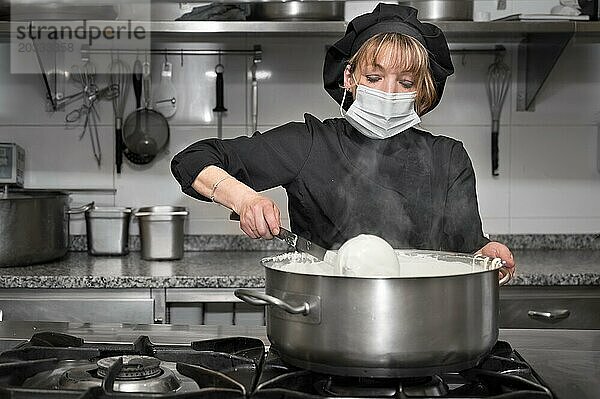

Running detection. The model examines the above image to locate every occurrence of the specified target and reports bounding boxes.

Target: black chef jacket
[171,113,489,253]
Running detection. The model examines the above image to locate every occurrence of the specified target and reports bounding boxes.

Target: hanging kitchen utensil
[68,62,102,166]
[153,56,177,119]
[486,53,511,177]
[109,57,130,174]
[250,60,258,133]
[213,59,227,139]
[31,36,57,111]
[122,59,153,165]
[122,59,170,164]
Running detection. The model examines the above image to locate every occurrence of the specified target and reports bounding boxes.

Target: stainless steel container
[135,206,188,260]
[400,0,473,21]
[0,190,90,267]
[236,250,510,377]
[85,207,132,256]
[250,1,344,21]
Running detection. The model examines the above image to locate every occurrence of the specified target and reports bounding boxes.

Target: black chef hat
[323,3,454,114]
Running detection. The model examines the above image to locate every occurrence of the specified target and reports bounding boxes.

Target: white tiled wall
[1,0,599,235]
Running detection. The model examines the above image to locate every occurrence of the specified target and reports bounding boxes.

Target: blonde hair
[348,33,437,115]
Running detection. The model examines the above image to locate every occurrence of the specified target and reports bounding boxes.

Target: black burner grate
[0,333,553,399]
[253,341,554,399]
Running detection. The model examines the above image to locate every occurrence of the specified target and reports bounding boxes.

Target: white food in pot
[335,234,400,277]
[272,249,501,278]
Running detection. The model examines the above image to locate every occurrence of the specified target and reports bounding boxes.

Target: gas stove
[0,332,554,398]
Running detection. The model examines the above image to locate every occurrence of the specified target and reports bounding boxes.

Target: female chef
[171,3,515,271]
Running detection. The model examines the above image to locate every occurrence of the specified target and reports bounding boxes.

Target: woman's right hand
[237,194,281,239]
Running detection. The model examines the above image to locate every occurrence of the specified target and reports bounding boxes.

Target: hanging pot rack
[79,45,262,66]
[36,44,262,111]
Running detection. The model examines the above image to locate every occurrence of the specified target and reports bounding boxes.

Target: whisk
[109,57,131,174]
[486,54,511,177]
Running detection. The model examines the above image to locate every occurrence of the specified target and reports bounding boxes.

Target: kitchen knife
[229,212,327,260]
[276,226,327,261]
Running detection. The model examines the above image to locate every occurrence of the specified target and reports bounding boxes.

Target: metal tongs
[230,212,327,260]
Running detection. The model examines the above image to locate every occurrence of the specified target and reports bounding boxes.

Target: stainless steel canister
[134,206,188,260]
[85,207,132,256]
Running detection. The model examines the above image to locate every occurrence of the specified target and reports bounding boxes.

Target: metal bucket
[236,250,509,377]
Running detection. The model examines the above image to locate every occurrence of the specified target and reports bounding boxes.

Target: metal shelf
[2,20,597,37]
[3,20,599,40]
[0,20,348,38]
[151,20,347,35]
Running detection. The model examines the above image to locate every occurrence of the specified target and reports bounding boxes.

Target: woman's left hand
[476,241,516,276]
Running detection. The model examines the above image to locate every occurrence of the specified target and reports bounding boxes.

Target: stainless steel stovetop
[0,321,598,399]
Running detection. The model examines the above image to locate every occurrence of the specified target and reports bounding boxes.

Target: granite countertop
[0,250,598,289]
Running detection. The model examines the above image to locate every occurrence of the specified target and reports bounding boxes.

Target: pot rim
[86,206,132,214]
[260,249,505,280]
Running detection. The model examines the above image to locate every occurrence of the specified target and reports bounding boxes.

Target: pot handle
[234,289,310,316]
[67,202,95,214]
[498,266,512,286]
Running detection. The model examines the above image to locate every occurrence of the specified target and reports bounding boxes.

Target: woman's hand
[476,241,516,277]
[192,166,282,239]
[237,193,281,239]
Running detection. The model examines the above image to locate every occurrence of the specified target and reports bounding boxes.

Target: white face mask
[341,84,421,140]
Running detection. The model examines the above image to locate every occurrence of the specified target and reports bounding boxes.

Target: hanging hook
[461,53,467,67]
[495,51,505,65]
[493,45,505,65]
[164,49,168,65]
[180,49,184,68]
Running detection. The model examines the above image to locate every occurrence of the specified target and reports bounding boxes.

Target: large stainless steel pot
[250,1,344,21]
[0,190,91,267]
[236,250,509,377]
[400,0,473,21]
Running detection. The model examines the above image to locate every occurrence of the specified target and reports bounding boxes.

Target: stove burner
[315,376,398,397]
[402,376,449,397]
[97,355,162,380]
[313,375,450,397]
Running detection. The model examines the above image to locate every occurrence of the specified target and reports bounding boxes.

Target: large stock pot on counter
[235,250,510,378]
[0,189,91,267]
